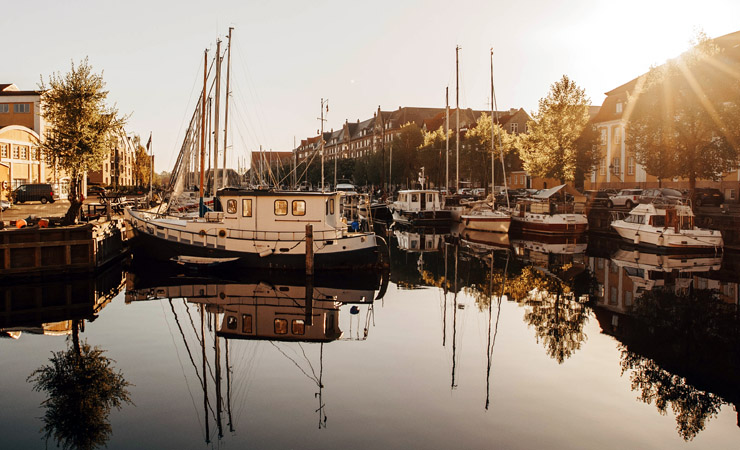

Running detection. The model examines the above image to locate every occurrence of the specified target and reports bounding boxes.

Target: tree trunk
[63,173,82,225]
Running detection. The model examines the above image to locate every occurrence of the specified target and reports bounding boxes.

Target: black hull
[131,229,379,270]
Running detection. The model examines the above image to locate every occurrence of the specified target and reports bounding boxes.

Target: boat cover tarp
[533,184,586,202]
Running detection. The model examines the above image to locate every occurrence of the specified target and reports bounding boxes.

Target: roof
[0,83,41,97]
[533,184,585,201]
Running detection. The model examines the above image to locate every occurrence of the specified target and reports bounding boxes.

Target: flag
[146,132,152,152]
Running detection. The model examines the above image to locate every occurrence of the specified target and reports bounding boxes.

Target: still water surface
[1,228,739,449]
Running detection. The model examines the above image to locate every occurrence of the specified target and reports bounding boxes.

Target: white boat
[611,203,723,250]
[610,248,722,292]
[510,184,588,235]
[125,188,379,270]
[389,189,453,227]
[460,200,511,233]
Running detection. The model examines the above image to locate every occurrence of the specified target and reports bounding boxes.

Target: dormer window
[616,102,623,113]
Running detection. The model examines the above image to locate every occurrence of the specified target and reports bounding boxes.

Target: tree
[389,122,423,188]
[132,142,151,187]
[418,125,449,189]
[40,58,126,224]
[519,75,593,183]
[28,326,133,450]
[464,113,521,193]
[626,33,740,192]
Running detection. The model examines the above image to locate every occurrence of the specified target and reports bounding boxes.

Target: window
[510,122,518,133]
[610,287,618,305]
[411,193,419,202]
[611,157,620,175]
[329,198,335,215]
[0,143,7,158]
[274,200,288,216]
[242,199,252,217]
[226,199,237,214]
[13,103,30,114]
[292,319,305,335]
[242,314,253,333]
[627,157,635,175]
[292,200,306,216]
[599,158,606,176]
[12,145,19,159]
[31,148,39,160]
[0,104,8,113]
[274,318,288,334]
[226,316,237,330]
[600,128,607,145]
[616,102,623,114]
[625,291,633,307]
[427,194,434,203]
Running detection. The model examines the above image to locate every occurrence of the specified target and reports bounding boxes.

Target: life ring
[218,229,227,238]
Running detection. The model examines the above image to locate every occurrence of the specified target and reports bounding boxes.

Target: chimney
[510,108,517,115]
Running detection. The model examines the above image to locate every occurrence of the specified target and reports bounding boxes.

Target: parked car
[584,190,610,207]
[608,189,643,209]
[88,185,107,197]
[472,188,486,197]
[692,188,724,206]
[12,183,57,204]
[639,188,685,205]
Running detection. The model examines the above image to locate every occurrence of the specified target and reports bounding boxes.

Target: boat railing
[131,209,352,242]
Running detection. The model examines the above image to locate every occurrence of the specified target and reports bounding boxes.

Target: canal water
[1,227,738,449]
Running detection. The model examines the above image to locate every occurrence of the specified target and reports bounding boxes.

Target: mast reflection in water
[125,263,387,442]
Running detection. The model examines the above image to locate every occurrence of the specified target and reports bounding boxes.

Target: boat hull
[461,214,511,233]
[510,213,587,235]
[611,221,723,250]
[391,210,453,227]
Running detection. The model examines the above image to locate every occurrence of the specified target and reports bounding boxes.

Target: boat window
[226,199,237,214]
[213,197,223,212]
[242,199,252,217]
[330,199,335,215]
[242,314,253,333]
[292,319,305,335]
[274,200,288,216]
[651,215,666,227]
[292,200,306,216]
[411,193,419,202]
[427,194,434,203]
[226,315,237,330]
[274,318,288,335]
[625,214,644,224]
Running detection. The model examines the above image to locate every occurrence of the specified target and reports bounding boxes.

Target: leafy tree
[132,142,151,187]
[28,323,133,450]
[519,75,594,183]
[465,113,521,193]
[40,58,126,224]
[389,122,424,188]
[626,33,740,192]
[417,125,449,189]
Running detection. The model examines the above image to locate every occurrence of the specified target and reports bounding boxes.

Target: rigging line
[171,299,207,389]
[297,342,319,381]
[233,41,276,145]
[231,97,262,149]
[269,341,320,385]
[165,56,206,172]
[162,299,206,440]
[184,300,219,384]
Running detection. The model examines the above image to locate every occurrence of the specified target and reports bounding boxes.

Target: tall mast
[223,27,233,189]
[490,48,495,197]
[455,45,460,194]
[199,49,207,217]
[445,87,449,193]
[490,47,510,208]
[213,39,222,192]
[319,98,328,191]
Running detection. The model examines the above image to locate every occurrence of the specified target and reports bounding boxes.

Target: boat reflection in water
[589,243,740,440]
[125,262,387,441]
[1,262,133,450]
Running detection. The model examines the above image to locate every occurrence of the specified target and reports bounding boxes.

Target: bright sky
[3,0,739,172]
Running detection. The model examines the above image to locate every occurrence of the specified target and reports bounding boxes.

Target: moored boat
[389,189,453,227]
[510,184,587,235]
[125,188,379,270]
[460,200,511,233]
[610,203,723,250]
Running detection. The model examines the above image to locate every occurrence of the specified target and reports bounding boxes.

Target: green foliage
[626,33,740,190]
[389,122,424,186]
[417,125,450,188]
[464,113,521,191]
[40,58,126,223]
[519,75,594,183]
[133,143,151,186]
[28,337,133,450]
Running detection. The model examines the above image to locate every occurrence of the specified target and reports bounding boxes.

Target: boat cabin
[215,188,344,233]
[622,204,695,231]
[395,189,443,212]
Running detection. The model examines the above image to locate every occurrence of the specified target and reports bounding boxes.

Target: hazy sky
[3,0,739,172]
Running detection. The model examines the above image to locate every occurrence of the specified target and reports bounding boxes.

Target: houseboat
[125,188,379,270]
[389,189,453,227]
[610,203,723,250]
[510,185,588,235]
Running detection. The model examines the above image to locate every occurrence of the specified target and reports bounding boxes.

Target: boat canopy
[533,184,586,202]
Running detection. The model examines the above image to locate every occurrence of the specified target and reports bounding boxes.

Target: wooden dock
[0,219,129,279]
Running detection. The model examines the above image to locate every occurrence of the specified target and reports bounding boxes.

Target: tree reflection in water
[27,320,133,450]
[619,288,740,441]
[508,265,591,364]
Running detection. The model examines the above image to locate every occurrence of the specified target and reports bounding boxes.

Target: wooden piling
[305,224,314,275]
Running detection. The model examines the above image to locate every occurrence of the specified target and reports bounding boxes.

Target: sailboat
[125,34,380,270]
[460,49,511,234]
